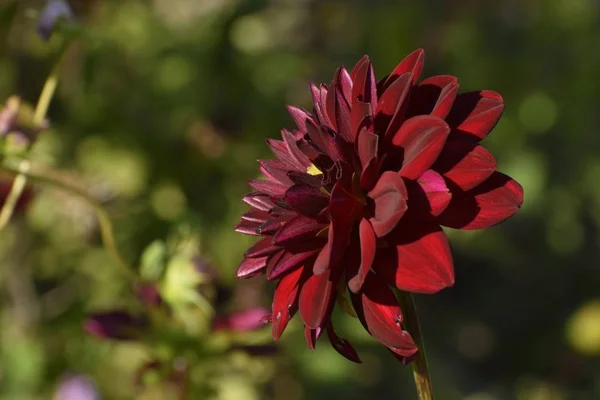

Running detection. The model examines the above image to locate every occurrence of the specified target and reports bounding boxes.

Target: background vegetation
[1,0,599,399]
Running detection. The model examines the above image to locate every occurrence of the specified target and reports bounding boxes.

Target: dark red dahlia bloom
[235,49,523,363]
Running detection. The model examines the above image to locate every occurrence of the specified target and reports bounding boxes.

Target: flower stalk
[0,40,70,232]
[398,291,434,400]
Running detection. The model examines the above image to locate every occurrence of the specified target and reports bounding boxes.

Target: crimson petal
[373,221,454,294]
[243,193,276,212]
[447,90,504,141]
[367,171,408,237]
[273,216,327,245]
[408,75,459,119]
[326,323,362,363]
[244,237,280,258]
[416,170,452,217]
[383,48,424,87]
[348,218,376,293]
[259,160,294,185]
[304,326,323,350]
[282,129,311,169]
[272,267,305,340]
[437,172,524,230]
[248,179,288,198]
[357,128,379,169]
[284,184,329,217]
[351,273,417,351]
[236,256,268,278]
[234,220,260,236]
[375,72,413,141]
[433,137,497,191]
[267,248,320,280]
[287,105,312,133]
[393,115,450,180]
[351,56,377,112]
[298,267,338,329]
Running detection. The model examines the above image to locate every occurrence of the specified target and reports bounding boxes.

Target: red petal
[373,222,454,294]
[272,267,305,340]
[266,139,303,170]
[213,308,270,332]
[244,237,279,258]
[236,256,268,278]
[267,248,320,280]
[248,179,288,197]
[348,218,377,293]
[282,129,311,169]
[304,326,323,350]
[447,90,504,141]
[383,48,425,87]
[241,209,270,224]
[287,105,313,133]
[243,193,276,212]
[328,182,363,222]
[234,220,260,236]
[298,267,338,329]
[375,72,413,141]
[313,219,351,275]
[352,274,417,350]
[367,171,408,237]
[433,138,497,191]
[393,115,450,180]
[273,216,327,245]
[408,75,459,119]
[338,67,353,106]
[259,160,293,185]
[437,172,524,230]
[284,184,329,217]
[326,323,362,363]
[350,100,373,142]
[356,128,379,169]
[350,56,377,112]
[416,170,452,217]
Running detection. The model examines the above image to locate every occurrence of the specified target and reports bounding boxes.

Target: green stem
[398,292,434,400]
[0,161,135,280]
[0,41,70,232]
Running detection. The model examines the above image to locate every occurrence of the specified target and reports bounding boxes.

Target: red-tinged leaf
[243,193,276,212]
[354,274,417,350]
[273,216,327,245]
[373,222,454,294]
[304,326,323,350]
[408,75,459,119]
[248,179,288,198]
[357,128,379,169]
[326,323,362,363]
[236,256,268,278]
[447,90,504,141]
[433,138,497,191]
[393,115,450,180]
[272,267,305,340]
[348,218,377,293]
[367,171,408,237]
[234,220,260,236]
[375,72,413,141]
[383,48,425,88]
[416,170,452,217]
[267,248,320,280]
[244,237,280,258]
[284,184,329,217]
[282,129,311,169]
[437,172,523,230]
[298,267,338,329]
[259,160,294,185]
[287,105,313,133]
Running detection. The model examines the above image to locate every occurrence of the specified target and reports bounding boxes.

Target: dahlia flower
[235,49,523,363]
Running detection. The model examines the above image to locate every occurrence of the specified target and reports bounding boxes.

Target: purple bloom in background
[37,0,75,41]
[54,374,100,400]
[135,283,163,307]
[0,96,49,142]
[213,307,271,332]
[84,311,148,341]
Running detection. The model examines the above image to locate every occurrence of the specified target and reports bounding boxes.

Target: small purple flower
[213,307,271,332]
[37,0,75,41]
[54,374,99,400]
[0,96,49,142]
[84,311,148,341]
[135,283,163,307]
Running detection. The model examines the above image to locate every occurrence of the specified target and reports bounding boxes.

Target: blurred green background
[1,0,600,399]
